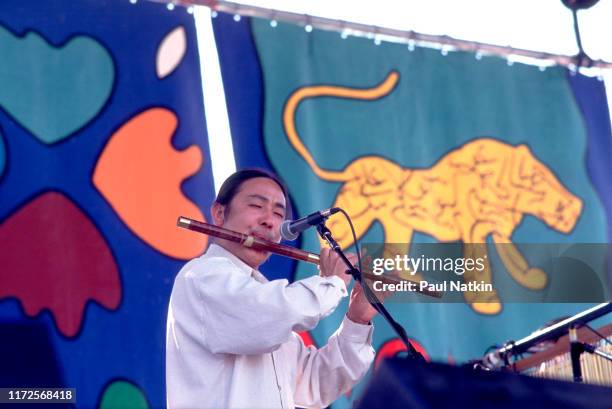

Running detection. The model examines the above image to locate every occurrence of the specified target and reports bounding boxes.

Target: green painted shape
[99,381,149,409]
[0,25,114,144]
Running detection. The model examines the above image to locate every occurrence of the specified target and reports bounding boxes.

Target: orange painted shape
[93,108,207,259]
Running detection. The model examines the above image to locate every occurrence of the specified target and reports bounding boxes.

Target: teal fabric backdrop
[213,12,612,408]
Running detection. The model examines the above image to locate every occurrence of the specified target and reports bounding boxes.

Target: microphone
[280,207,340,240]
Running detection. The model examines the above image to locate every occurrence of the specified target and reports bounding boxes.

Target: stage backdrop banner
[213,13,612,407]
[0,1,215,408]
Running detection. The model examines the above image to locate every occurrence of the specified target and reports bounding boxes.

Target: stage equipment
[355,357,612,409]
[475,302,612,385]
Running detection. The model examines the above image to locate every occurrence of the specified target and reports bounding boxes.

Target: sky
[234,0,612,61]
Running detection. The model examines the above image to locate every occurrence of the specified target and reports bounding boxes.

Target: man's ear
[211,202,225,226]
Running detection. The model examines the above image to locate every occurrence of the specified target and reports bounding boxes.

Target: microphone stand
[569,324,612,383]
[316,222,425,361]
[569,325,584,382]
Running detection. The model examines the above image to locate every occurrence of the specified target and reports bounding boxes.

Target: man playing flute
[166,168,379,409]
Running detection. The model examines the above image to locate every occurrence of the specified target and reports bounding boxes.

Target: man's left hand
[346,282,378,325]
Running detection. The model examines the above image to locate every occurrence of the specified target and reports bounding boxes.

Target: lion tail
[282,71,400,182]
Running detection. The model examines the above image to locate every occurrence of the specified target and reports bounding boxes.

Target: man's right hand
[319,247,354,289]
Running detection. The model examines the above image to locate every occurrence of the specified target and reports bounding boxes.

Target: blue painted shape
[212,13,299,281]
[0,130,4,177]
[567,72,612,291]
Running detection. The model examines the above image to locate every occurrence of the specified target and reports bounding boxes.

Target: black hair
[215,168,291,218]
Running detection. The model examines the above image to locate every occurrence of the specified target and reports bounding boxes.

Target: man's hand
[346,282,378,325]
[319,248,355,289]
[346,253,396,325]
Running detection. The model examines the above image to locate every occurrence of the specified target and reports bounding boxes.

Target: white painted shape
[156,26,187,79]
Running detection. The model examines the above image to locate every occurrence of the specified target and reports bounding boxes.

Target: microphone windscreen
[280,219,298,241]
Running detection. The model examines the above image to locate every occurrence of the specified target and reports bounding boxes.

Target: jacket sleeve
[170,257,348,355]
[291,316,375,408]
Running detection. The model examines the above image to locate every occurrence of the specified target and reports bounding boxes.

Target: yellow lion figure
[283,71,583,314]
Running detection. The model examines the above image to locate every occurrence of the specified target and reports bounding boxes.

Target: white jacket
[166,244,375,409]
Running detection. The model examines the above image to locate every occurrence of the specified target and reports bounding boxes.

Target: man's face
[211,177,286,268]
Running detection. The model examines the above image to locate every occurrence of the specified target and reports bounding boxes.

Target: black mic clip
[280,207,340,240]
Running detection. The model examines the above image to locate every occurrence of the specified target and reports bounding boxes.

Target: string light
[166,2,175,11]
[211,10,218,18]
[187,6,194,14]
[475,51,483,60]
[374,36,381,45]
[270,19,277,27]
[129,0,137,4]
[408,40,415,51]
[305,24,312,32]
[233,14,241,22]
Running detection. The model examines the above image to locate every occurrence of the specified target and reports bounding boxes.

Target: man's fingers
[345,253,358,268]
[320,247,329,263]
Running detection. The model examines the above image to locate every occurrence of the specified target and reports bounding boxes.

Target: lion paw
[509,267,547,290]
[464,289,502,315]
[471,302,502,315]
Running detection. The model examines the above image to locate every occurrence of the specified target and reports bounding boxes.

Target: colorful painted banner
[1,2,610,407]
[0,1,214,407]
[213,12,612,407]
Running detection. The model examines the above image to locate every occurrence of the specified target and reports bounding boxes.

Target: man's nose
[258,207,276,228]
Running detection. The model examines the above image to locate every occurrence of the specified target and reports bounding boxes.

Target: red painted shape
[374,338,430,370]
[0,192,121,337]
[297,331,317,348]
